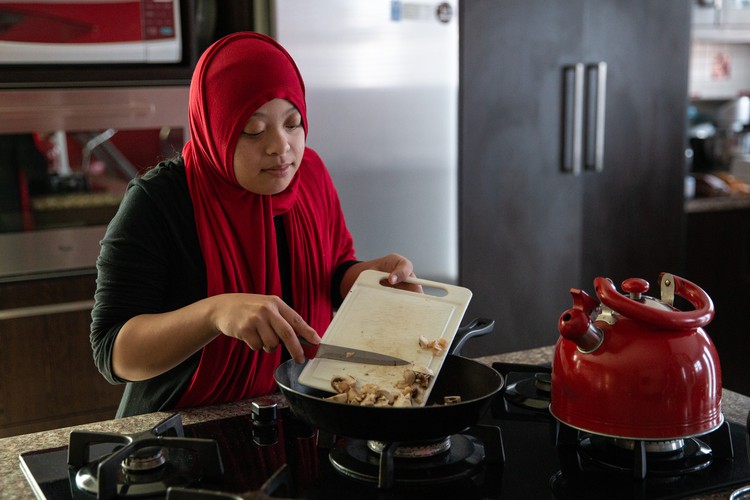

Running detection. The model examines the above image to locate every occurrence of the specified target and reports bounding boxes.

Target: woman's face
[233,98,305,194]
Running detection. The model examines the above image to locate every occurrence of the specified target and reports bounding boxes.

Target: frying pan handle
[450,317,495,356]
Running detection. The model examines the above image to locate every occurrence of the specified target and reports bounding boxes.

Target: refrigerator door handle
[561,63,585,175]
[584,62,607,172]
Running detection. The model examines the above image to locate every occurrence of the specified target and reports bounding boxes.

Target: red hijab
[176,32,355,408]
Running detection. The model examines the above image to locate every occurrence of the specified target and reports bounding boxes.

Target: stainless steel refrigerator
[270,0,458,283]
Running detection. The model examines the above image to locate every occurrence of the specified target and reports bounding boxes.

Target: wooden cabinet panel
[459,0,586,355]
[0,273,123,437]
[579,1,689,289]
[685,208,750,396]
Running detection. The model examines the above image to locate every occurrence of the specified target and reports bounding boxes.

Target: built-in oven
[0,86,189,278]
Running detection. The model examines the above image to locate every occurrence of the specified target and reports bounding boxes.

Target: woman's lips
[264,164,293,177]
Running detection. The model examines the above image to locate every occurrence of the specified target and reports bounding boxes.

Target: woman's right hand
[209,293,320,364]
[113,293,320,381]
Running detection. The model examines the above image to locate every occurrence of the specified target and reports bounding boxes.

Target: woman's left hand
[340,253,422,296]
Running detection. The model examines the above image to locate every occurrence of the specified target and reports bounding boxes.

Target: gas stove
[18,363,750,499]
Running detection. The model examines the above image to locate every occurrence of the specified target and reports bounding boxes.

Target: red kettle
[550,273,721,440]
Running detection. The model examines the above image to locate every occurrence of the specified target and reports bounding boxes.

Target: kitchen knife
[313,343,411,366]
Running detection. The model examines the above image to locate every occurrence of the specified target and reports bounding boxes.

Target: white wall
[690,41,750,99]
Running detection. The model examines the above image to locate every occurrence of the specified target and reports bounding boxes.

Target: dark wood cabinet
[459,0,691,355]
[0,273,123,437]
[685,202,750,396]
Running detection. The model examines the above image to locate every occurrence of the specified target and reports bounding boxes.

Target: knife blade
[313,343,411,366]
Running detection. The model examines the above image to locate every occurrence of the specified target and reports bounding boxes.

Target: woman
[90,32,417,418]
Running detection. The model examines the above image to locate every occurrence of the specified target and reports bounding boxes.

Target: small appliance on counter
[689,97,750,176]
[554,272,720,441]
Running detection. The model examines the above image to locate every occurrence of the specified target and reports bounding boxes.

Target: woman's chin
[241,172,296,195]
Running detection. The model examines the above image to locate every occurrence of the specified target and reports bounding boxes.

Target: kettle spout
[559,289,603,353]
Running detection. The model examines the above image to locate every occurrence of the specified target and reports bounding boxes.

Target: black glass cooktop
[17,368,750,500]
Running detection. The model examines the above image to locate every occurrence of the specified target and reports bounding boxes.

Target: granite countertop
[1,346,748,499]
[685,194,750,213]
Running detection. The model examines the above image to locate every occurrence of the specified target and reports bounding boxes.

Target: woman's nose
[265,127,290,155]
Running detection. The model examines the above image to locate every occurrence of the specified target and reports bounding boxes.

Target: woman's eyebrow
[251,105,299,119]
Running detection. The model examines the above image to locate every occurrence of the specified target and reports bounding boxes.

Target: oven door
[0,86,188,277]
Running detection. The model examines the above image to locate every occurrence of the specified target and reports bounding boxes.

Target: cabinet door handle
[584,62,607,172]
[0,300,94,320]
[561,63,585,175]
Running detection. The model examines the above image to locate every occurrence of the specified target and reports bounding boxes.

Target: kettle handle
[595,273,714,331]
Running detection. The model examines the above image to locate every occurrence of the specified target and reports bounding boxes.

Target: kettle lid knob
[622,278,649,299]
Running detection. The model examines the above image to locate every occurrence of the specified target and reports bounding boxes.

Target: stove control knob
[251,400,278,425]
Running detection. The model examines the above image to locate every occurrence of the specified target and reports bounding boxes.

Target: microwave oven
[0,0,182,64]
[0,0,260,88]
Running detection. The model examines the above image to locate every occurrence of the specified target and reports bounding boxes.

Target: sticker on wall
[390,1,454,23]
[711,52,731,81]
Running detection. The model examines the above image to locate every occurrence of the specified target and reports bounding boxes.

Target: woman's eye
[242,130,263,137]
[286,122,302,130]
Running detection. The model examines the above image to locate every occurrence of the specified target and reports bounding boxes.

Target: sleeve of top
[90,162,206,386]
[331,259,358,309]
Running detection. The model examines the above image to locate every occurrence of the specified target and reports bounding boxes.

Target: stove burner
[504,373,552,411]
[577,434,713,476]
[121,446,168,472]
[67,414,224,500]
[366,437,451,458]
[549,421,738,499]
[610,438,686,454]
[166,464,295,500]
[492,363,553,417]
[551,418,737,500]
[75,457,191,497]
[534,372,552,391]
[330,434,485,489]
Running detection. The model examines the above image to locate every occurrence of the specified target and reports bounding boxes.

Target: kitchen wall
[690,41,750,99]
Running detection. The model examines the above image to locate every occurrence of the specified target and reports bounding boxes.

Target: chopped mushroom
[374,389,396,406]
[410,365,434,389]
[331,374,357,393]
[347,387,363,405]
[432,337,449,355]
[396,369,416,388]
[327,361,437,407]
[326,393,348,403]
[393,392,412,407]
[419,336,449,355]
[360,392,378,406]
[361,383,380,394]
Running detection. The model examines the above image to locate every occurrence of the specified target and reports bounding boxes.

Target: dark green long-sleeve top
[90,158,354,417]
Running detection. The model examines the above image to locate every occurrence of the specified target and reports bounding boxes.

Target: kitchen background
[0,0,749,439]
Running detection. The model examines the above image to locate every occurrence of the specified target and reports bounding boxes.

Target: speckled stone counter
[1,347,748,499]
[685,194,750,213]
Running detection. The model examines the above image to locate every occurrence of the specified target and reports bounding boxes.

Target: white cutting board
[298,270,472,406]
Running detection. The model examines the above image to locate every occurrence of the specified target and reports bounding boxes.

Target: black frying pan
[274,318,504,442]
